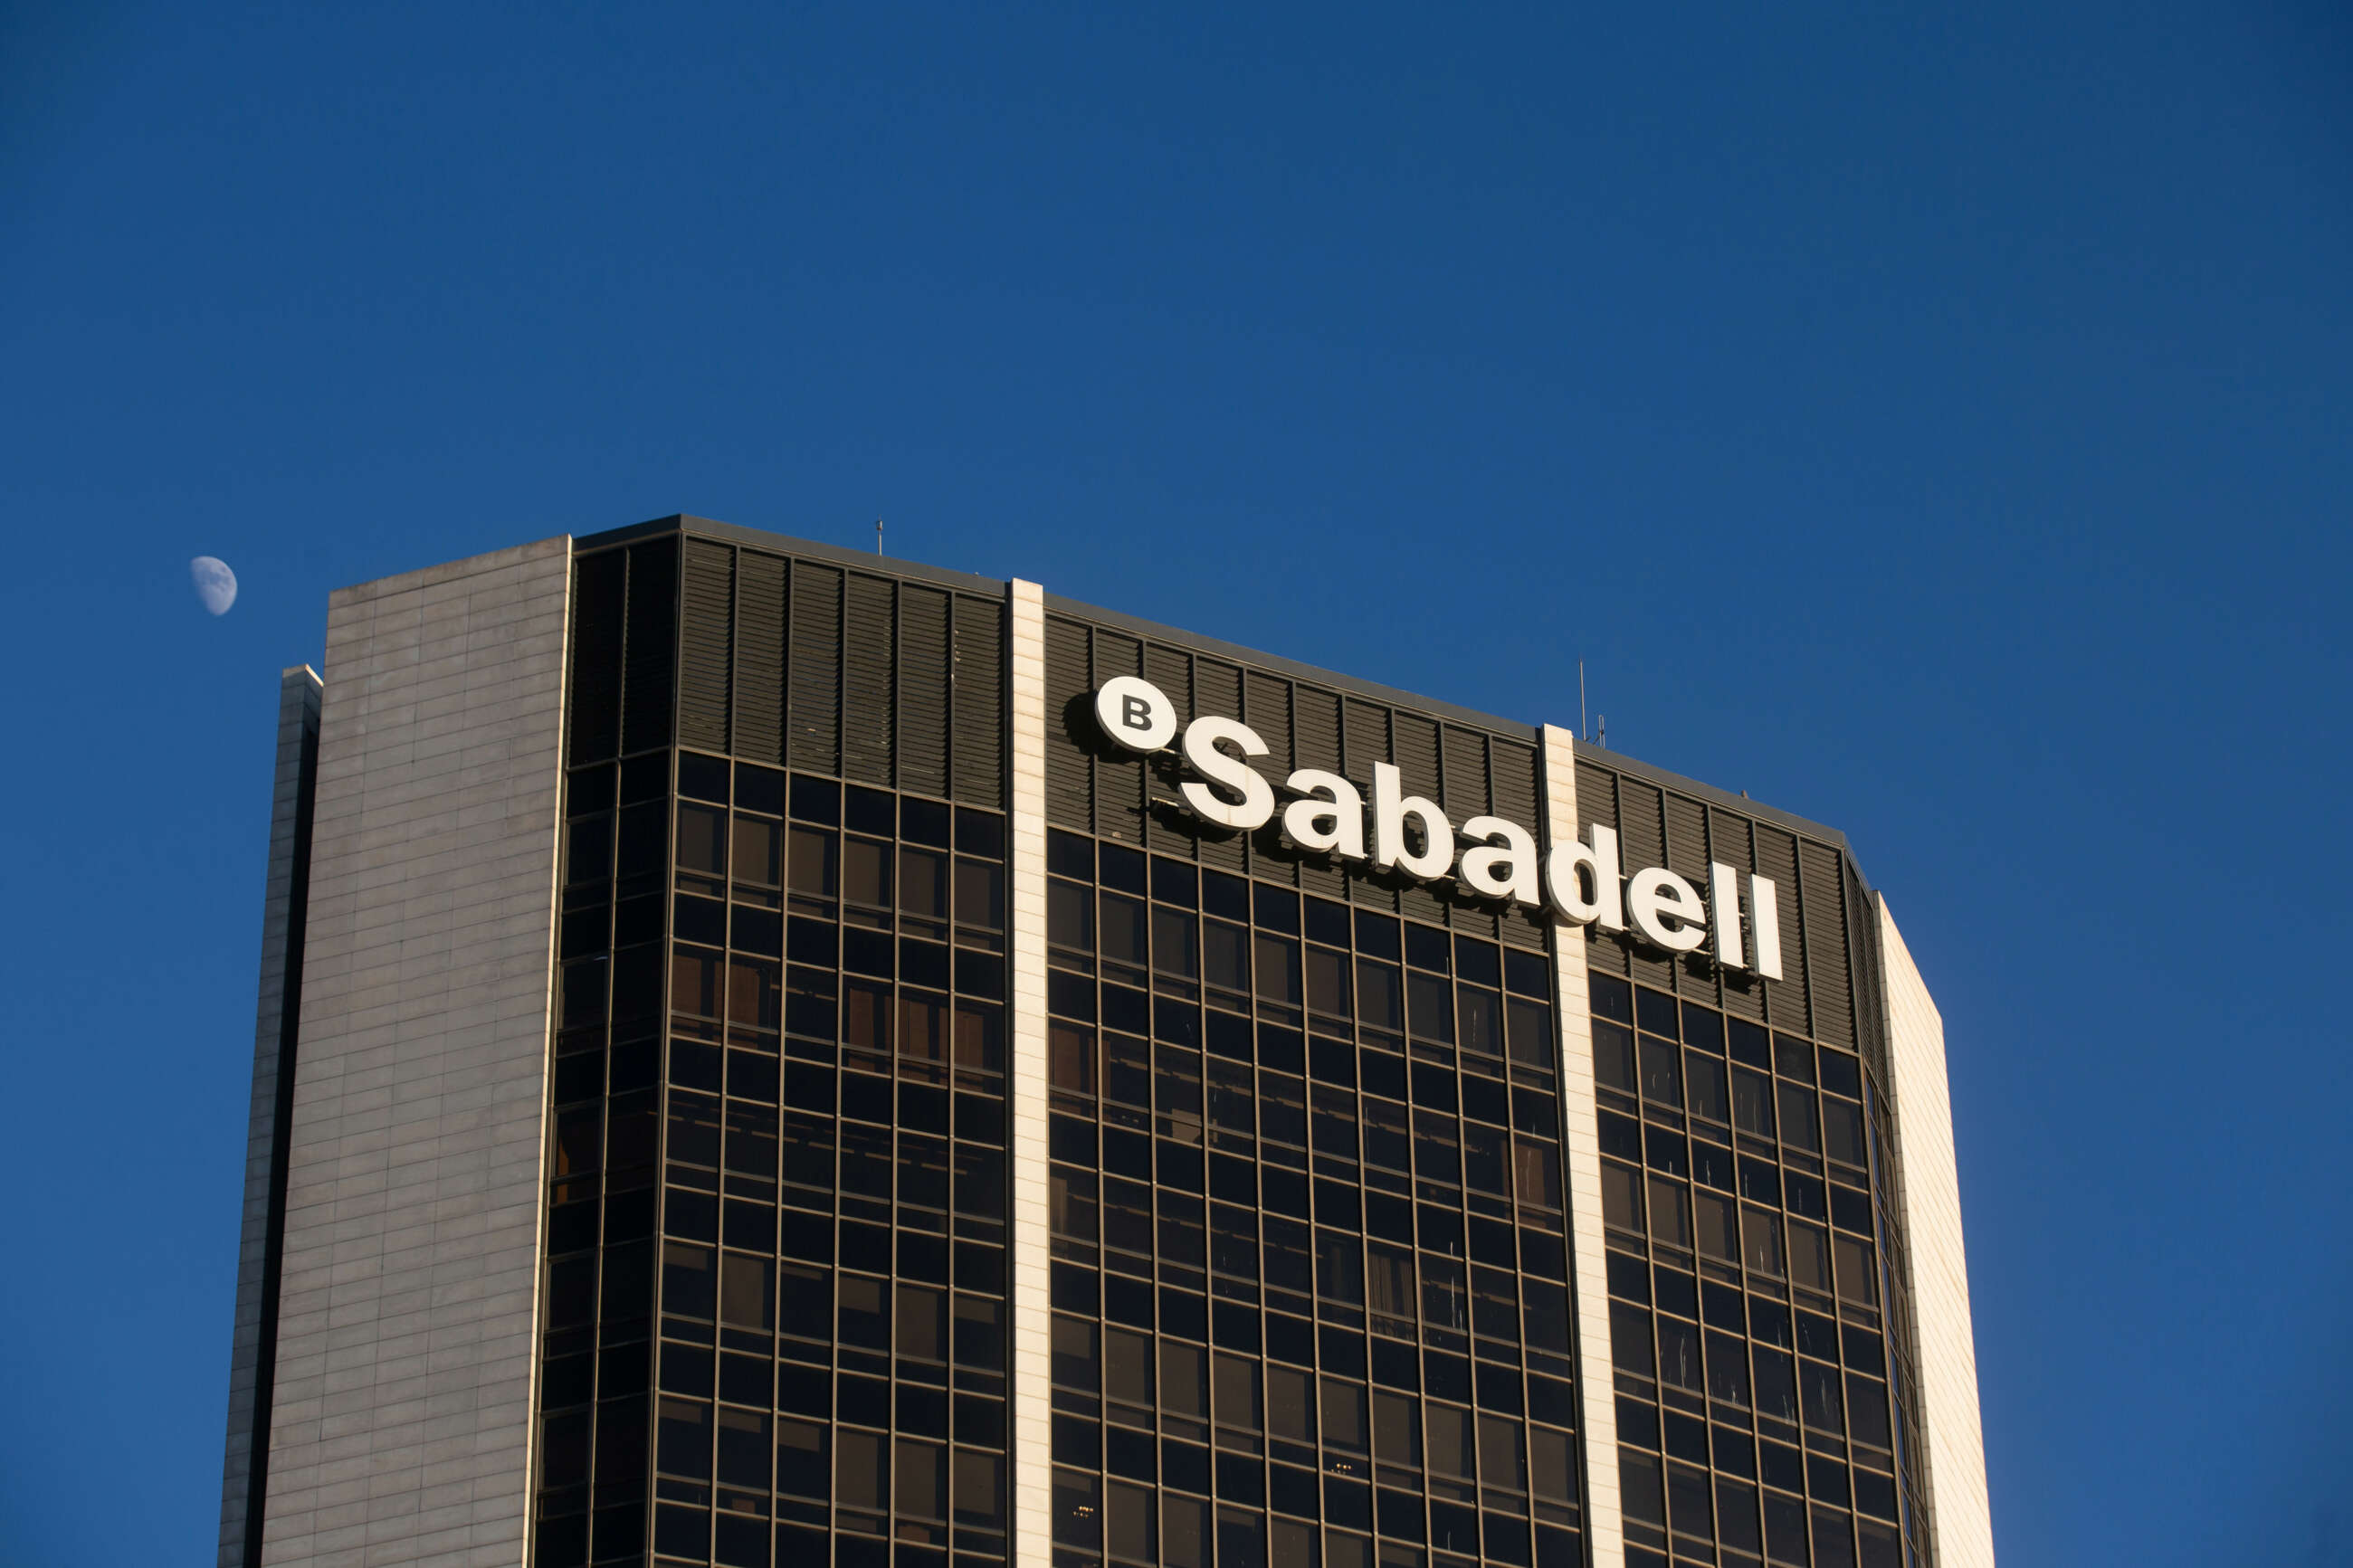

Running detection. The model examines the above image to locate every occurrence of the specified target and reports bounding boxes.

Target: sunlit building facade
[218,517,1991,1568]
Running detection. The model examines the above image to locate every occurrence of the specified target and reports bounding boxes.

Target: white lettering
[1281,769,1365,859]
[1179,717,1275,830]
[1627,867,1708,952]
[1372,762,1453,879]
[1458,815,1539,907]
[1710,861,1747,969]
[1544,824,1624,930]
[1093,676,1176,752]
[1749,874,1784,980]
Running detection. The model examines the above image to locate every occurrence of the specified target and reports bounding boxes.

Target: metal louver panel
[1491,741,1545,950]
[843,574,896,786]
[1291,684,1345,898]
[1243,673,1295,886]
[1195,660,1247,876]
[1755,826,1809,1033]
[1799,842,1854,1047]
[1663,793,1715,1005]
[621,537,677,756]
[1341,701,1396,911]
[1616,778,1674,992]
[1440,727,1497,938]
[1043,616,1091,830]
[1491,740,1538,829]
[567,550,624,765]
[1392,714,1445,927]
[734,553,786,766]
[1092,631,1146,843]
[1144,645,1196,860]
[1710,809,1765,1020]
[1440,727,1491,822]
[1575,762,1628,977]
[950,595,1004,809]
[1145,645,1194,723]
[898,585,950,798]
[789,564,842,775]
[679,540,733,755]
[1663,794,1709,884]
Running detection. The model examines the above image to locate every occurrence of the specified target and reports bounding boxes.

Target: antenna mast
[875,518,885,556]
[1578,660,1588,743]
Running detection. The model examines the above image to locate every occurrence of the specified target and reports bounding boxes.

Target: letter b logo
[1094,678,1176,753]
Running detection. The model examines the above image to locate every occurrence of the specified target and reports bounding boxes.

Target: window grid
[1590,974,1909,1568]
[1043,826,1586,1568]
[538,747,1014,1568]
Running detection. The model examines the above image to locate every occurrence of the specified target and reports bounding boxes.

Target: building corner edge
[1873,897,1994,1568]
[217,664,325,1568]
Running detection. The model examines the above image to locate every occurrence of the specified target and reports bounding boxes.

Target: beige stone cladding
[258,538,572,1566]
[1541,726,1626,1568]
[1005,579,1054,1568]
[1877,898,1995,1568]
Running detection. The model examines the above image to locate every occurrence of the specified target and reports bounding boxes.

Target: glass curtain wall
[1590,975,1904,1568]
[1041,826,1586,1568]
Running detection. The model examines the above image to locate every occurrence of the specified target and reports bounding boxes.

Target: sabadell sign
[1092,679,1786,981]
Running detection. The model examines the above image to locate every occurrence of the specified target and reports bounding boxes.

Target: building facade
[218,518,1991,1568]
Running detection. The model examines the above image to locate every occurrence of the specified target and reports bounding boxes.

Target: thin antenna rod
[1579,660,1588,743]
[875,518,884,556]
[1597,713,1606,750]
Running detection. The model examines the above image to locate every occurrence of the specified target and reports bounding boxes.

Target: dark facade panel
[569,549,625,766]
[843,572,895,786]
[789,562,842,775]
[1042,611,1552,951]
[680,539,734,755]
[622,537,678,756]
[899,585,951,799]
[734,553,788,767]
[950,593,1004,809]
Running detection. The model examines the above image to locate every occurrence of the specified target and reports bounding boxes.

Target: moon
[191,556,238,616]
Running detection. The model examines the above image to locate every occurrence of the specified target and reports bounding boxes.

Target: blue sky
[2,3,2348,1563]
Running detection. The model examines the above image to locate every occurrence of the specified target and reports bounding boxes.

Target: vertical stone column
[256,537,572,1566]
[1005,579,1053,1568]
[219,666,324,1568]
[1876,900,1995,1568]
[1541,724,1625,1568]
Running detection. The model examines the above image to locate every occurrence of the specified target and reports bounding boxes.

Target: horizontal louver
[950,595,1004,809]
[1291,685,1345,898]
[1044,617,1091,831]
[844,574,895,786]
[1195,660,1248,876]
[1756,826,1808,1033]
[1092,631,1145,843]
[1144,646,1196,860]
[1617,780,1674,991]
[1711,810,1765,1020]
[899,586,949,798]
[1576,761,1628,975]
[789,565,841,775]
[734,552,786,766]
[679,539,732,755]
[1493,742,1543,949]
[1393,714,1445,927]
[1799,841,1853,1048]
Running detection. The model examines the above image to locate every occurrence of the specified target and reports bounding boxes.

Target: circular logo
[1094,677,1177,752]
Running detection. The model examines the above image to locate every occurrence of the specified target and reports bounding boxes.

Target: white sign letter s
[1180,717,1276,830]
